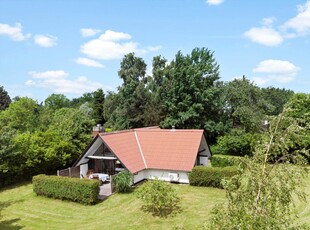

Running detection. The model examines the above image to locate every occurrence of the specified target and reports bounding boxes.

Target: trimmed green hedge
[211,155,243,167]
[189,166,238,188]
[33,174,100,205]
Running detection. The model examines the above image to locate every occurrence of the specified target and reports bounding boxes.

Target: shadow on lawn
[0,200,24,229]
[141,204,182,218]
[0,218,23,230]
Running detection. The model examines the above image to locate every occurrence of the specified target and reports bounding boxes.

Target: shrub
[32,174,99,205]
[212,129,253,156]
[112,171,133,193]
[189,166,238,188]
[136,179,181,217]
[211,155,242,167]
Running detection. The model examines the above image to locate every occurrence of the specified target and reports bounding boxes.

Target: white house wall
[80,163,88,178]
[133,170,145,184]
[133,169,189,184]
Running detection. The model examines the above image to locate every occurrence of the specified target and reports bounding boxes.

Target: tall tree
[105,53,149,130]
[91,88,105,125]
[224,76,272,132]
[144,55,170,126]
[161,48,220,133]
[262,87,294,116]
[0,86,11,111]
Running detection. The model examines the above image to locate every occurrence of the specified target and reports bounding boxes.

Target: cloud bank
[26,70,104,94]
[244,1,310,46]
[252,59,300,85]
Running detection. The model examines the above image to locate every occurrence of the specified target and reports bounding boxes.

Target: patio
[98,182,113,200]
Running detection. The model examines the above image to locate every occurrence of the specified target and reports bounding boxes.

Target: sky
[0,0,309,103]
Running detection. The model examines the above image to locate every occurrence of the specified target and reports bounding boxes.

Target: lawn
[0,182,225,230]
[0,175,309,230]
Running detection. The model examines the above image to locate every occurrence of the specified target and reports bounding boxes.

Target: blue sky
[1,0,309,102]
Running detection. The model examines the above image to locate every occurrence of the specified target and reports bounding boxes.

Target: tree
[0,86,11,111]
[161,48,221,132]
[91,88,105,125]
[144,56,170,126]
[0,97,39,132]
[208,110,309,229]
[0,126,24,187]
[262,87,294,116]
[224,76,272,132]
[44,94,70,110]
[48,107,94,162]
[105,53,150,130]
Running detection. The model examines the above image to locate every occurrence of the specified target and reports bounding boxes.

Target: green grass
[0,175,309,230]
[0,183,225,230]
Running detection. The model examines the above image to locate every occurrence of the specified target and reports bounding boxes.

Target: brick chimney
[92,124,104,138]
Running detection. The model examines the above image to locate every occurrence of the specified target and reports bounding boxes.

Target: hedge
[211,155,243,167]
[33,174,100,205]
[189,166,238,188]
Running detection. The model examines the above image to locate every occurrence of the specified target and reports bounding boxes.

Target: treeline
[0,47,309,187]
[0,89,105,186]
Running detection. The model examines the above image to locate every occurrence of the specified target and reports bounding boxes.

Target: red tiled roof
[99,128,204,173]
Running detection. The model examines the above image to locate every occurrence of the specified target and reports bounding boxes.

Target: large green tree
[224,76,272,132]
[105,53,150,130]
[0,97,39,132]
[44,94,70,110]
[262,87,294,116]
[161,48,221,136]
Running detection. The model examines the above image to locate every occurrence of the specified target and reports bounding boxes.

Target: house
[73,126,211,184]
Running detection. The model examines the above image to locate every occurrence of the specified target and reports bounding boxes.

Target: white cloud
[206,0,224,5]
[34,34,58,47]
[147,45,162,52]
[244,17,283,46]
[0,22,31,41]
[26,70,104,94]
[282,1,310,36]
[75,57,105,68]
[252,59,300,85]
[252,77,270,86]
[80,28,101,37]
[81,30,161,60]
[245,2,310,46]
[99,30,131,41]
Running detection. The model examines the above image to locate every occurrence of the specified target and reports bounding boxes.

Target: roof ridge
[134,131,148,169]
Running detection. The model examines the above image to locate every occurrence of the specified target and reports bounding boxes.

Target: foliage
[92,88,105,125]
[112,171,133,193]
[0,85,11,111]
[211,155,242,167]
[136,179,181,217]
[0,126,24,187]
[0,97,39,132]
[14,131,74,175]
[208,110,309,230]
[32,174,99,205]
[224,76,272,132]
[44,94,70,110]
[212,129,254,156]
[105,53,150,130]
[0,100,94,187]
[189,166,238,188]
[161,48,220,131]
[262,87,294,116]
